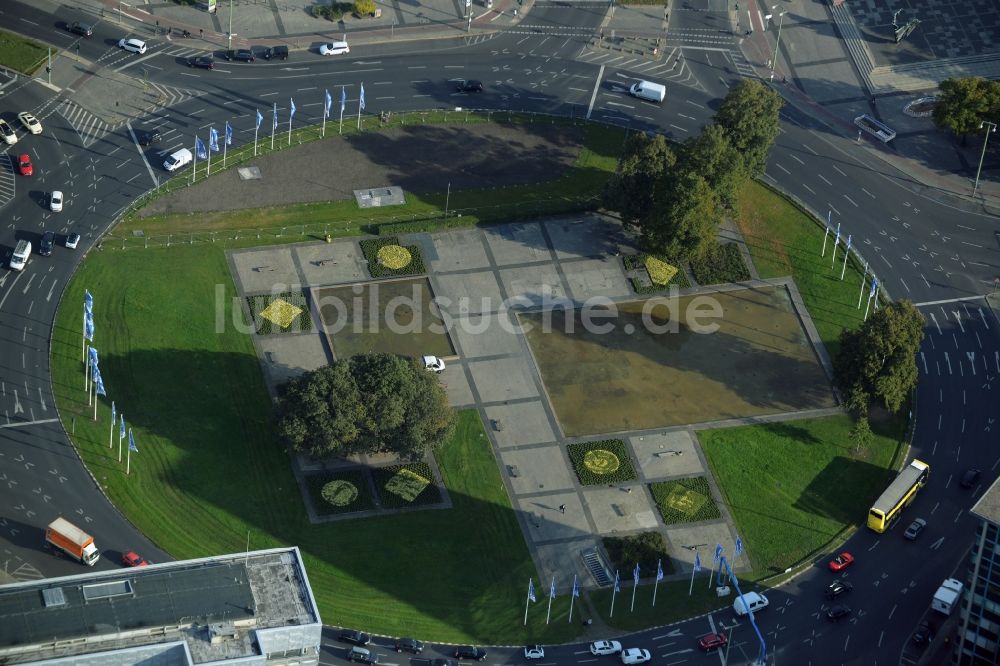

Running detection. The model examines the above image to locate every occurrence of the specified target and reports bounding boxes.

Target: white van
[163,148,193,172]
[733,591,769,616]
[10,240,31,271]
[629,80,666,103]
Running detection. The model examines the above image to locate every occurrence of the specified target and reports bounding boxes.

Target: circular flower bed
[321,480,359,506]
[377,244,412,270]
[583,449,621,475]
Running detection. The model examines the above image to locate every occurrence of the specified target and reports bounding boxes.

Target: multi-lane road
[1,1,998,664]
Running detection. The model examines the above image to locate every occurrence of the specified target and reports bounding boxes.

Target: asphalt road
[1,1,999,664]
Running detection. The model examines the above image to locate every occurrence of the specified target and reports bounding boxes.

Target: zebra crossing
[57,100,114,148]
[0,152,16,210]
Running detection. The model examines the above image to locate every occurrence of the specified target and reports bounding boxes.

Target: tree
[932,77,1000,145]
[849,417,873,455]
[354,0,377,16]
[680,124,747,210]
[713,80,783,176]
[640,170,720,259]
[602,132,676,226]
[833,300,924,413]
[276,353,454,459]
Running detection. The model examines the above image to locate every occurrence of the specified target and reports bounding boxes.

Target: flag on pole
[84,290,94,314]
[120,414,126,440]
[272,103,278,131]
[195,136,208,160]
[209,127,219,152]
[614,570,621,593]
[870,276,878,299]
[225,122,233,146]
[845,234,852,252]
[256,109,264,130]
[290,97,297,120]
[549,578,556,599]
[325,89,332,118]
[834,222,841,247]
[735,536,743,557]
[89,346,99,369]
[633,562,640,584]
[572,575,580,597]
[84,312,94,341]
[656,559,664,582]
[341,86,347,114]
[93,368,106,397]
[111,401,116,426]
[694,553,702,573]
[359,83,366,111]
[129,429,138,453]
[528,579,536,603]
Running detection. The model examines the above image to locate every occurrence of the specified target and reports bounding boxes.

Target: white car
[422,355,446,373]
[319,41,350,56]
[0,118,17,145]
[17,112,42,135]
[524,646,544,660]
[620,649,651,665]
[50,190,63,212]
[118,38,148,54]
[65,232,80,250]
[590,641,622,656]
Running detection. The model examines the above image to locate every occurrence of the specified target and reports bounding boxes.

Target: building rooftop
[971,474,1000,525]
[0,547,321,665]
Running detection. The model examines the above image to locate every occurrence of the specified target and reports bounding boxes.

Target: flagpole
[254,116,260,156]
[340,104,344,134]
[126,428,132,475]
[864,290,873,321]
[207,137,212,175]
[223,127,228,168]
[85,348,91,397]
[192,136,197,183]
[688,561,696,597]
[109,403,115,448]
[708,559,716,590]
[568,575,577,623]
[858,262,868,308]
[271,109,276,150]
[821,211,831,256]
[630,576,638,612]
[652,578,660,608]
[93,382,98,420]
[357,83,363,130]
[610,571,618,618]
[840,239,850,279]
[81,312,86,362]
[288,111,292,146]
[831,236,838,267]
[545,576,554,624]
[524,579,532,626]
[323,110,327,137]
[118,425,124,463]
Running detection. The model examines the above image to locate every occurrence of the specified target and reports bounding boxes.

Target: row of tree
[933,76,1000,145]
[601,79,783,260]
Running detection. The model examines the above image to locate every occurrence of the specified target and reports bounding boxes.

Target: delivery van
[163,148,193,172]
[629,80,666,103]
[733,591,769,616]
[10,240,31,271]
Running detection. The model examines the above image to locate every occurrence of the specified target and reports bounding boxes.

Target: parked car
[188,56,214,69]
[18,154,33,176]
[619,648,651,665]
[0,118,17,145]
[68,21,94,36]
[904,518,927,540]
[339,630,371,646]
[825,580,853,599]
[320,41,350,56]
[18,112,42,135]
[453,646,487,661]
[697,632,727,651]
[826,605,853,622]
[263,45,288,60]
[524,645,545,660]
[50,191,64,213]
[121,550,148,567]
[423,355,446,373]
[224,48,255,62]
[39,231,55,257]
[590,641,622,656]
[828,552,854,572]
[65,232,80,249]
[394,638,423,654]
[118,38,148,54]
[456,79,484,93]
[346,647,378,665]
[912,618,933,644]
[138,130,161,146]
[961,468,981,488]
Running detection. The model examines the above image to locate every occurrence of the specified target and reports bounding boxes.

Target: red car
[698,632,727,651]
[18,153,32,176]
[828,551,854,572]
[121,551,148,567]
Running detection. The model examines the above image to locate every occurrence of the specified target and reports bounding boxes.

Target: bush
[650,477,722,524]
[360,236,426,278]
[689,242,750,285]
[372,462,443,508]
[567,439,636,485]
[305,470,375,515]
[245,291,313,334]
[603,533,675,577]
[353,0,377,16]
[311,2,352,20]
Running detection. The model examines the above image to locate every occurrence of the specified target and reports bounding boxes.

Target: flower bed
[567,439,636,485]
[246,291,313,334]
[649,476,722,524]
[372,462,443,508]
[305,469,376,515]
[622,253,691,293]
[360,236,426,278]
[689,243,750,286]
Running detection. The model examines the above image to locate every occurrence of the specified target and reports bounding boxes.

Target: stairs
[582,548,613,587]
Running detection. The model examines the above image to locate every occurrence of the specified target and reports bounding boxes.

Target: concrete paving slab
[499,264,568,307]
[429,228,492,272]
[544,215,634,260]
[434,271,504,315]
[295,241,368,285]
[231,246,301,294]
[795,60,865,103]
[441,366,476,407]
[664,523,740,572]
[585,486,661,534]
[823,98,883,130]
[562,258,631,301]
[469,356,540,403]
[500,446,576,494]
[784,0,831,23]
[784,22,847,69]
[485,222,552,266]
[483,401,558,448]
[521,492,592,543]
[452,313,524,358]
[533,541,598,592]
[631,431,705,479]
[256,334,331,390]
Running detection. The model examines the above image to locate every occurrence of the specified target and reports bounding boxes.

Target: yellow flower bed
[377,244,413,270]
[385,468,431,502]
[645,256,678,286]
[583,449,621,475]
[259,298,304,329]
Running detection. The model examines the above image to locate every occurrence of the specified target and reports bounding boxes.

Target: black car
[346,648,378,665]
[394,638,424,654]
[456,79,484,93]
[826,605,853,622]
[339,630,371,646]
[912,619,933,644]
[39,231,55,256]
[454,646,487,661]
[263,45,288,60]
[825,580,853,599]
[68,21,93,37]
[225,49,255,62]
[188,56,214,70]
[138,130,161,146]
[961,468,981,488]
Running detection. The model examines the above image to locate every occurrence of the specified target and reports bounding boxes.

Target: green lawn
[590,578,734,630]
[698,413,907,581]
[0,30,47,74]
[51,247,577,643]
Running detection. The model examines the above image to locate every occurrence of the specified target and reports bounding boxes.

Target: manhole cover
[237,166,262,180]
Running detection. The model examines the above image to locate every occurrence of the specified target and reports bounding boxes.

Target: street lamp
[769,10,787,81]
[228,0,234,51]
[974,121,997,196]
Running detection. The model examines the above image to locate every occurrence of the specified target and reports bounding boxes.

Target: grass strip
[0,30,47,74]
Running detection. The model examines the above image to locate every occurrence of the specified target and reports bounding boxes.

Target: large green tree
[641,170,721,260]
[276,353,454,459]
[713,80,783,176]
[833,300,925,414]
[602,132,676,226]
[680,124,747,210]
[932,77,1000,144]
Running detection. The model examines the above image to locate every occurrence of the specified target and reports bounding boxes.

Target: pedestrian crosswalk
[57,99,114,147]
[0,152,16,209]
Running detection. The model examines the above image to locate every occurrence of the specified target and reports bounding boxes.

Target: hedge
[245,291,314,334]
[689,242,751,286]
[371,462,443,509]
[566,439,636,485]
[649,476,722,524]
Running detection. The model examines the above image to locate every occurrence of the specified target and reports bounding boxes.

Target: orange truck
[45,517,100,566]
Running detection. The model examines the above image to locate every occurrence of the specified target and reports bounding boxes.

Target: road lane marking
[586,64,604,120]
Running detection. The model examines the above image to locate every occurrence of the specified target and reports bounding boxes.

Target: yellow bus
[867,459,930,533]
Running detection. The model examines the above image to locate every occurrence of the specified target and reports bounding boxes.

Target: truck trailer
[931,578,964,615]
[45,517,100,566]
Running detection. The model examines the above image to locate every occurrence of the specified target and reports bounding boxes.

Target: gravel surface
[140,123,585,217]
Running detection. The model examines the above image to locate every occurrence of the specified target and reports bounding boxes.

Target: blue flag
[834,222,841,247]
[84,290,93,314]
[111,401,116,425]
[845,234,852,253]
[656,559,664,582]
[272,103,278,131]
[195,136,208,160]
[549,578,556,599]
[694,553,702,573]
[89,346,99,369]
[120,414,126,439]
[359,83,366,111]
[633,562,640,584]
[209,127,219,152]
[340,86,347,114]
[128,428,138,453]
[735,536,743,557]
[290,97,296,120]
[870,276,878,299]
[255,109,263,130]
[613,570,620,593]
[93,368,106,397]
[714,544,723,562]
[225,121,233,146]
[324,89,332,118]
[572,575,580,597]
[527,579,536,603]
[84,312,94,341]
